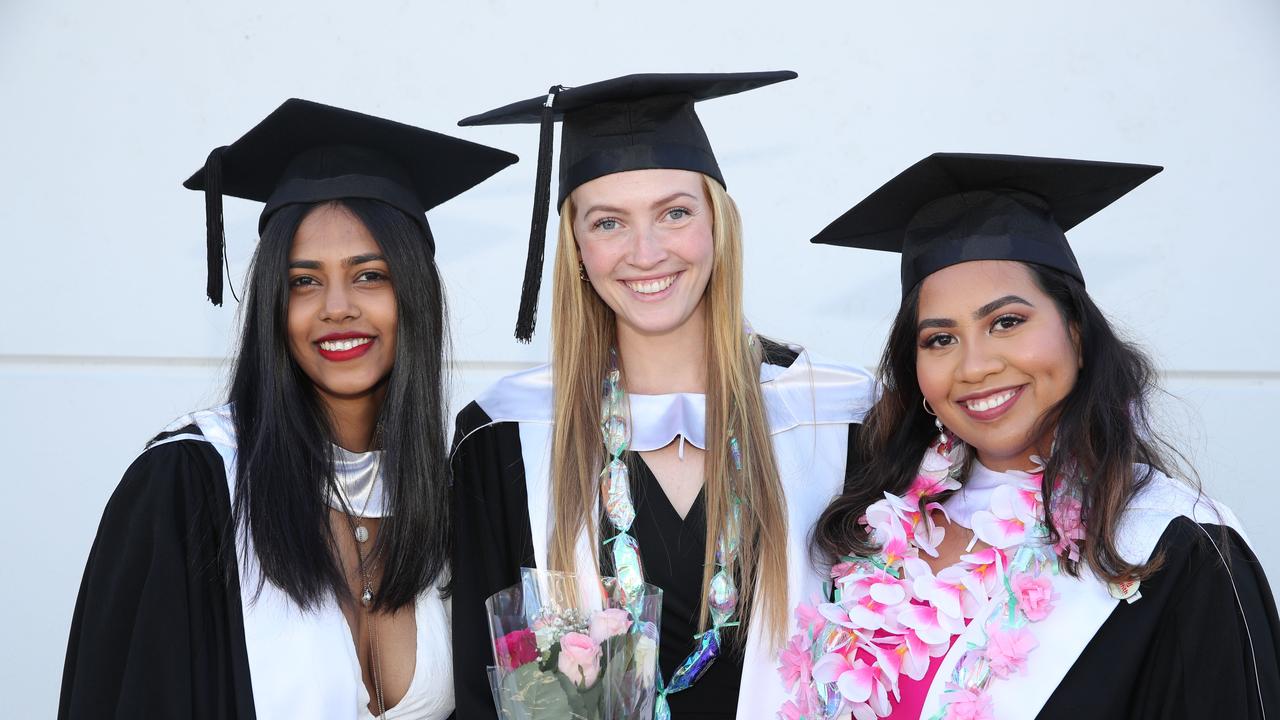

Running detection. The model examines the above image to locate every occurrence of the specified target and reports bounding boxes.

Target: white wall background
[2,0,1277,714]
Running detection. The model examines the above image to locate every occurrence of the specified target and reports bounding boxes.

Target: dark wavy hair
[815,262,1192,583]
[228,198,451,612]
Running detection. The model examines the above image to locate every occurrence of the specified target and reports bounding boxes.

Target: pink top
[852,612,968,719]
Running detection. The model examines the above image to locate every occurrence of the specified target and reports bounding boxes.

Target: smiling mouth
[623,273,678,295]
[318,337,372,352]
[964,388,1019,412]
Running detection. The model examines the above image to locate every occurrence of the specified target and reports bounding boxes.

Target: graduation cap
[459,71,797,342]
[810,153,1163,295]
[184,98,518,306]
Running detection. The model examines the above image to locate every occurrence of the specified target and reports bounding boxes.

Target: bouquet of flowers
[487,568,663,720]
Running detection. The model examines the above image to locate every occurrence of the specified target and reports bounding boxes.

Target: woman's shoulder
[467,363,554,426]
[758,337,877,426]
[119,423,227,497]
[1115,465,1248,566]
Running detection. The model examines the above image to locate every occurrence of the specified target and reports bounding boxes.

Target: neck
[616,302,708,394]
[321,390,384,453]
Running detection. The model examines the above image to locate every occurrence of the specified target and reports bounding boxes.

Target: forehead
[917,260,1043,316]
[570,168,705,213]
[290,204,380,259]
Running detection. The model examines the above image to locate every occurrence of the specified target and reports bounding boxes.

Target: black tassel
[204,145,228,306]
[514,85,564,343]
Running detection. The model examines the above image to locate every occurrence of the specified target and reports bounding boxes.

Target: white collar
[942,460,1038,529]
[326,445,386,518]
[471,345,875,440]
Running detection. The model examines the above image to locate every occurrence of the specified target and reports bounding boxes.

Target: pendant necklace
[335,445,386,718]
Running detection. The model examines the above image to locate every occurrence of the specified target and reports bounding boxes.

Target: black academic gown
[58,428,257,719]
[449,345,867,720]
[1039,517,1280,718]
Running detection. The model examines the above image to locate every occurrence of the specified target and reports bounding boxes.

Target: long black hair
[229,197,450,612]
[815,263,1192,583]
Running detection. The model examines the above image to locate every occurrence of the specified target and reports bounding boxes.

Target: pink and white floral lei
[778,437,1086,720]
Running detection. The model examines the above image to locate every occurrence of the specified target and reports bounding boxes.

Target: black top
[59,430,258,719]
[809,153,1163,294]
[449,347,865,719]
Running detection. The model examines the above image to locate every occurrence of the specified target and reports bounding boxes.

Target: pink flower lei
[777,437,1085,720]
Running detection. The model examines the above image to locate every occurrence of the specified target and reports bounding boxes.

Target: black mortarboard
[459,71,797,341]
[810,153,1163,295]
[184,98,518,306]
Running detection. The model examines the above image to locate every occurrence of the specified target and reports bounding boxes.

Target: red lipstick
[315,332,375,362]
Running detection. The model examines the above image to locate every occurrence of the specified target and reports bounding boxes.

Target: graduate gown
[59,407,456,720]
[450,342,876,719]
[836,460,1280,719]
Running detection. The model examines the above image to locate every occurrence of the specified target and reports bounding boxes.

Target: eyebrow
[580,191,699,218]
[916,295,1035,332]
[288,253,386,270]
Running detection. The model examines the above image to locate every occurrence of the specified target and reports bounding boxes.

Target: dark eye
[992,314,1025,332]
[921,332,956,349]
[289,275,318,288]
[593,217,620,231]
[356,269,389,283]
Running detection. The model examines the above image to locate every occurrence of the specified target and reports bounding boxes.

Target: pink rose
[943,685,995,720]
[557,632,603,688]
[1010,573,1058,622]
[494,628,539,670]
[588,607,632,644]
[985,626,1038,678]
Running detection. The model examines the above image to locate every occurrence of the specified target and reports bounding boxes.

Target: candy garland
[778,437,1085,720]
[599,349,744,720]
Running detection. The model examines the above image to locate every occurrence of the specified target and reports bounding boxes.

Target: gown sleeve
[449,402,536,720]
[1043,516,1280,719]
[58,435,255,720]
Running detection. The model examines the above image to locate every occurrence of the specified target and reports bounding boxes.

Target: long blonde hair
[547,174,789,646]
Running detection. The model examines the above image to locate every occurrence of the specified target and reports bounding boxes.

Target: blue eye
[593,217,619,231]
[667,207,690,221]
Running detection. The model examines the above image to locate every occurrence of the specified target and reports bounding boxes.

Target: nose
[318,282,359,322]
[627,222,669,269]
[956,335,1004,384]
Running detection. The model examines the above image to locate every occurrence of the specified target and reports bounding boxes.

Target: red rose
[495,628,539,670]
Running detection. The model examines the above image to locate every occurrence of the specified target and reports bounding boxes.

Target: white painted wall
[3,0,1277,714]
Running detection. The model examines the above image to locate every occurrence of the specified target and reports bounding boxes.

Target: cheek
[285,295,311,356]
[577,239,621,277]
[915,356,950,406]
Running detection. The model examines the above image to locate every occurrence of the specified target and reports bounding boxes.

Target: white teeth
[318,337,372,352]
[965,389,1017,412]
[624,274,677,294]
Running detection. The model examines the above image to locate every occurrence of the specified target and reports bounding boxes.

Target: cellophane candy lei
[777,437,1086,720]
[600,348,745,720]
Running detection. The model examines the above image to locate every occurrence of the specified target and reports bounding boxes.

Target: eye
[991,314,1025,332]
[356,269,389,284]
[289,275,318,289]
[665,207,692,221]
[592,217,620,232]
[920,332,956,349]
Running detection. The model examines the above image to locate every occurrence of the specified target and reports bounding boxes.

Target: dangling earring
[578,261,589,281]
[922,397,947,446]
